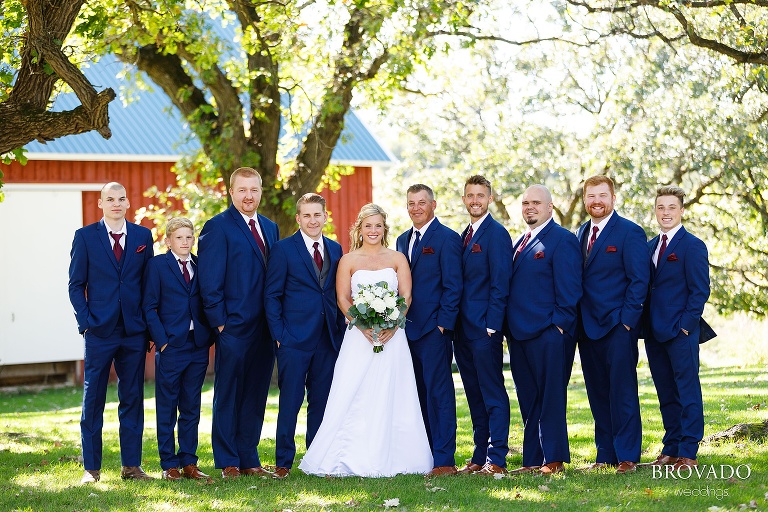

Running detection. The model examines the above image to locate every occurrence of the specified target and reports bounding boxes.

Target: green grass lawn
[0,361,766,511]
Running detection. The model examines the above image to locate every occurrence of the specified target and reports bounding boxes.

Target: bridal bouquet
[347,280,407,353]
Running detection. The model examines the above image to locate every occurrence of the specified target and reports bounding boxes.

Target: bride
[299,204,433,477]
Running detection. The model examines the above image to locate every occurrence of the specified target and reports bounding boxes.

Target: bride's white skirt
[298,323,433,477]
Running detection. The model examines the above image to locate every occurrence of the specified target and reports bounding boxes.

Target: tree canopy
[374,5,768,316]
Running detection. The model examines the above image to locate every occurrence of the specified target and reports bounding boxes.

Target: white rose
[388,308,400,320]
[383,295,397,309]
[370,297,387,314]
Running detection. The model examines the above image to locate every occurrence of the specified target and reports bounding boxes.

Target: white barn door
[0,186,85,365]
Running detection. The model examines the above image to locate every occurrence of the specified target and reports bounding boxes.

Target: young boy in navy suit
[143,217,214,481]
[642,186,710,471]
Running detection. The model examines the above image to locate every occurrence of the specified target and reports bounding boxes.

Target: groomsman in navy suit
[642,186,710,471]
[198,167,279,479]
[506,185,582,475]
[264,193,345,479]
[455,175,512,475]
[395,184,463,476]
[576,175,649,474]
[143,217,214,481]
[68,182,154,483]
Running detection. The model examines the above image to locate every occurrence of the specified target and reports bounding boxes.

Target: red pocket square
[136,245,147,253]
[534,251,545,259]
[606,246,617,253]
[667,253,678,261]
[471,243,482,253]
[422,246,435,254]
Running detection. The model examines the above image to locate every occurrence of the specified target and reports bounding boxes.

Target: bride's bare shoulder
[385,248,409,268]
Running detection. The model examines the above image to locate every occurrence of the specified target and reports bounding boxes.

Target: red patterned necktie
[586,225,599,254]
[248,219,266,256]
[313,241,323,271]
[110,232,123,262]
[463,225,474,249]
[514,232,531,261]
[179,259,191,284]
[657,234,668,264]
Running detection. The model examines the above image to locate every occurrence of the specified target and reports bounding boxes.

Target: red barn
[0,57,394,386]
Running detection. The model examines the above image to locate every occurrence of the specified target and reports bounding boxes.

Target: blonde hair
[656,185,685,207]
[166,217,194,236]
[349,203,390,250]
[229,167,263,188]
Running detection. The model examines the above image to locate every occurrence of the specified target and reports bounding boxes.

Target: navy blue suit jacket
[646,227,710,343]
[264,231,345,351]
[458,214,512,340]
[577,213,649,339]
[198,206,279,339]
[68,219,154,337]
[143,252,214,349]
[395,219,463,340]
[507,220,582,340]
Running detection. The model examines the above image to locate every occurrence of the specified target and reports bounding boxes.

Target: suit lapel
[585,213,618,269]
[165,251,188,289]
[294,231,321,286]
[229,207,266,268]
[656,226,686,275]
[96,220,119,271]
[513,221,553,273]
[121,223,141,274]
[463,214,491,263]
[411,220,438,269]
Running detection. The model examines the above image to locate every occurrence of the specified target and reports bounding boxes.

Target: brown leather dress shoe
[616,461,637,474]
[241,466,273,476]
[272,467,290,479]
[182,464,211,481]
[81,470,100,484]
[638,454,678,468]
[508,465,539,475]
[673,457,698,470]
[426,465,458,476]
[121,466,154,480]
[457,462,483,474]
[221,466,241,479]
[162,467,182,481]
[475,463,508,475]
[537,462,564,475]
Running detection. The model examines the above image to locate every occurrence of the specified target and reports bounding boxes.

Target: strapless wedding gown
[298,268,433,477]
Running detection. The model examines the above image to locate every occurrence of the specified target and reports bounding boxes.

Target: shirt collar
[300,230,323,253]
[521,216,552,243]
[412,216,436,238]
[659,223,683,241]
[470,212,490,232]
[103,219,127,236]
[170,251,192,263]
[590,210,614,232]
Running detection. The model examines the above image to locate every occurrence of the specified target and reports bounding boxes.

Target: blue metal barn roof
[24,56,394,166]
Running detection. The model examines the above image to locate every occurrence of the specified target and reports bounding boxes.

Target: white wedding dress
[298,268,433,477]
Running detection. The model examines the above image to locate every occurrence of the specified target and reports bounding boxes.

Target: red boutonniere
[667,253,678,261]
[606,246,617,253]
[422,246,435,254]
[471,243,482,253]
[534,251,545,259]
[136,245,147,253]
